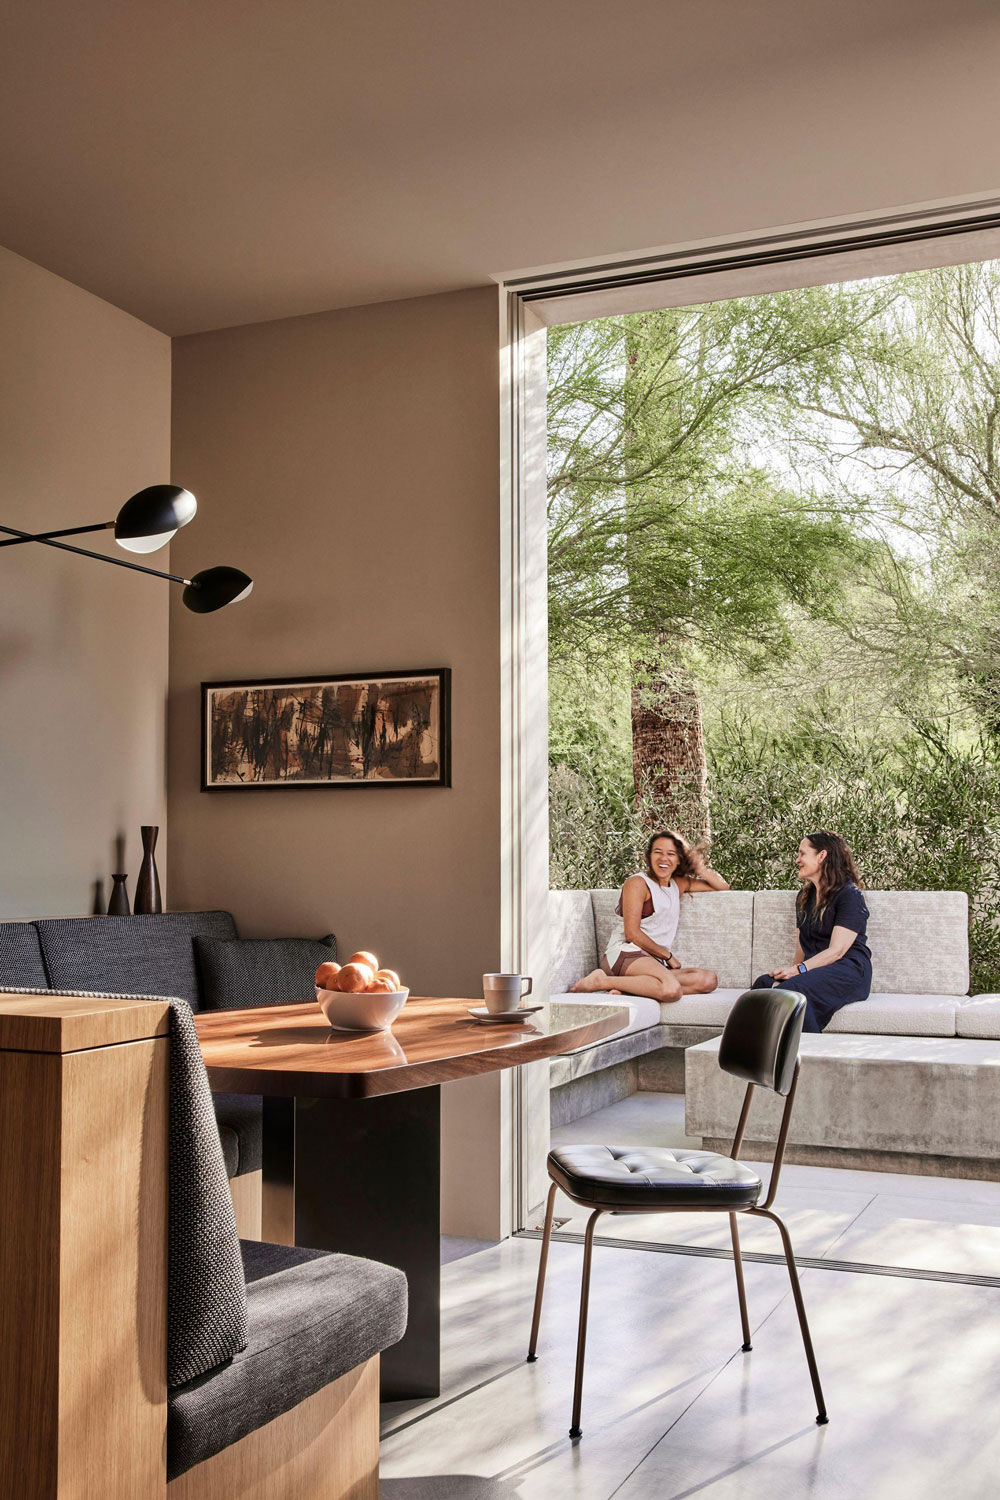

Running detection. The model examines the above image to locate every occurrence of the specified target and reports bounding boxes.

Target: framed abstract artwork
[201,669,451,790]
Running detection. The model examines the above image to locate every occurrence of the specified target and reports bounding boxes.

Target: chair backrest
[718,988,805,1096]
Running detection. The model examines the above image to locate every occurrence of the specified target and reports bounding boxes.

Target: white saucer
[467,1004,544,1023]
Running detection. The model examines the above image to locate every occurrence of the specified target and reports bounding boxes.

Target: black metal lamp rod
[0,521,193,586]
[0,520,115,548]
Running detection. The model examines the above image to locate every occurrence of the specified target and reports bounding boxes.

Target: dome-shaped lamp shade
[115,485,197,553]
[183,565,253,613]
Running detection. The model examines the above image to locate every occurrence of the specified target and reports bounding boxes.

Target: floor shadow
[381,1478,523,1499]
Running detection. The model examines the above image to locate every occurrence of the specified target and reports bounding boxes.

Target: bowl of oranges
[314,951,408,1032]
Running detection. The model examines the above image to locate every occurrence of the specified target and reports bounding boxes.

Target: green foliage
[548,262,1000,993]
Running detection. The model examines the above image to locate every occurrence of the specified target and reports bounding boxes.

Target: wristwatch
[797,962,807,975]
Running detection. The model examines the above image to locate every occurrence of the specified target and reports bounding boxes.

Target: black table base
[262,1086,442,1400]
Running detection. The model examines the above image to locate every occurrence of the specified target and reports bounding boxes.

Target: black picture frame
[201,668,451,791]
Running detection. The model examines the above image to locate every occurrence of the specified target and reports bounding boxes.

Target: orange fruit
[367,976,394,993]
[336,962,374,993]
[347,950,379,971]
[315,961,341,990]
[375,968,401,990]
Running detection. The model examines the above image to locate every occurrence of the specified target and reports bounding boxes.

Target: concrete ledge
[687,1033,1000,1163]
[549,1024,664,1088]
[702,1137,1000,1182]
[551,1060,639,1126]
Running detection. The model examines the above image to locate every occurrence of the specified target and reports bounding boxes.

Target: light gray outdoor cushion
[672,890,753,988]
[750,890,969,997]
[167,1241,408,1480]
[956,996,1000,1039]
[827,993,957,1037]
[35,911,238,1011]
[549,891,599,992]
[0,921,48,989]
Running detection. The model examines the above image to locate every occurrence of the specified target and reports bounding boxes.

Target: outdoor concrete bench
[549,886,993,1125]
[685,1032,1000,1179]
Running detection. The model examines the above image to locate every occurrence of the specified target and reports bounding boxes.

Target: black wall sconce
[0,485,252,612]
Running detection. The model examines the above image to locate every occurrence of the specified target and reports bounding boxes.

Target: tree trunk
[631,660,711,845]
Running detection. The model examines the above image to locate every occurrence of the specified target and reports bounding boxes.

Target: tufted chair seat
[547,1144,762,1211]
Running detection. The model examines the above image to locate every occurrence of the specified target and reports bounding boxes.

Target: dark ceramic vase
[134,825,162,915]
[107,873,131,915]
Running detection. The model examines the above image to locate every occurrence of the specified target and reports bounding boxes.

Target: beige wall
[168,287,504,1233]
[0,246,171,919]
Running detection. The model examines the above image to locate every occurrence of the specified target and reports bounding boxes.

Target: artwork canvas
[202,670,451,789]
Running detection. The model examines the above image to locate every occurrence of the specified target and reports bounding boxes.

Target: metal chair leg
[527,1181,557,1361]
[569,1209,602,1439]
[729,1213,752,1351]
[754,1207,828,1424]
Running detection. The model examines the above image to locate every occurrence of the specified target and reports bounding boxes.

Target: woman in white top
[571,828,728,1003]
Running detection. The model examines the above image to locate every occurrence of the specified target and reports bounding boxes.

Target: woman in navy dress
[752,830,871,1032]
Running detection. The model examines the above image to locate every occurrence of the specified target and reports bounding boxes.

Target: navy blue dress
[752,883,872,1033]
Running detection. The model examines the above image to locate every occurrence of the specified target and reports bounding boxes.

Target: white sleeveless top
[605,874,680,967]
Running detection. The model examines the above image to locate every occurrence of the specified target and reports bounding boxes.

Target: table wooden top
[194,996,629,1098]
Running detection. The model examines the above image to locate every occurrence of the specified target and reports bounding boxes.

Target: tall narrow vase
[134,825,162,915]
[107,873,131,915]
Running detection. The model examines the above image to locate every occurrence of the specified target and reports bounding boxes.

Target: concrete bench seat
[549,884,975,1122]
[685,1032,1000,1179]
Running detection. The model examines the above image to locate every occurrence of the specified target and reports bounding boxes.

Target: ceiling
[0,0,997,335]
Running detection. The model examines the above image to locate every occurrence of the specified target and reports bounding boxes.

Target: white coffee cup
[483,973,533,1014]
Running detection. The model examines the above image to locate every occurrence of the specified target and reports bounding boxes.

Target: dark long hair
[796,830,862,918]
[643,828,700,884]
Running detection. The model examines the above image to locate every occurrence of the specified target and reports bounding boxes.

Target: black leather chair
[526,987,827,1438]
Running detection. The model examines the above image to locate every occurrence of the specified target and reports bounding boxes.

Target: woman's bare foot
[570,969,610,993]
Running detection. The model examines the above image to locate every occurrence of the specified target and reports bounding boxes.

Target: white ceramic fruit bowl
[315,985,409,1033]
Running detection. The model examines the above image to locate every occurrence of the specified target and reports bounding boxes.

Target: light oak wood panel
[0,993,171,1053]
[0,1033,169,1500]
[167,1356,379,1500]
[229,1169,263,1240]
[195,998,629,1098]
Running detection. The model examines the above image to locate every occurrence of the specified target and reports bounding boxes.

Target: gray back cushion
[35,911,238,1010]
[0,922,48,988]
[194,934,337,1010]
[750,890,970,996]
[549,892,598,992]
[0,985,248,1387]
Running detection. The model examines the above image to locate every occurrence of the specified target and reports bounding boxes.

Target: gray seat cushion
[212,1094,263,1177]
[548,1143,762,1211]
[194,933,337,1010]
[167,1240,408,1480]
[0,921,48,988]
[35,911,237,1010]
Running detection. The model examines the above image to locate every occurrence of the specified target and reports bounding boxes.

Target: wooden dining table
[194,994,628,1401]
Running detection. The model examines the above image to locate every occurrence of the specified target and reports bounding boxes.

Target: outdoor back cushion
[35,911,238,1011]
[0,921,49,988]
[589,887,754,989]
[750,890,969,997]
[194,933,338,1010]
[549,891,599,992]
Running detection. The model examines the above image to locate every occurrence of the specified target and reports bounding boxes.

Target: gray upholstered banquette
[0,911,307,1179]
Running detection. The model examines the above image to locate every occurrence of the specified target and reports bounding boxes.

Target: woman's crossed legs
[571,954,717,1004]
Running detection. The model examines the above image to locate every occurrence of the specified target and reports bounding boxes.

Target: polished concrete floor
[380,1093,1000,1497]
